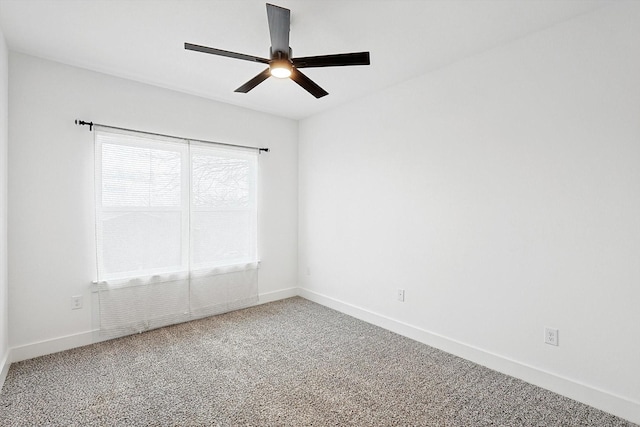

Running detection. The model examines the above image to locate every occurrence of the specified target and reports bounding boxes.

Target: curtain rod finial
[75,119,94,131]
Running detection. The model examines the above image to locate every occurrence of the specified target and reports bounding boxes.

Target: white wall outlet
[397,289,405,302]
[545,327,559,346]
[71,295,83,310]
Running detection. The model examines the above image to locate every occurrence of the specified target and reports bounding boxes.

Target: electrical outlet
[397,289,405,302]
[71,295,83,310]
[544,327,559,346]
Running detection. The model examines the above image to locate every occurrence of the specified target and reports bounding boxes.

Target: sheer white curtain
[94,128,258,338]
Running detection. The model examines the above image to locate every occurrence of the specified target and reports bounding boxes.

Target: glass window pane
[100,211,184,277]
[192,154,252,209]
[102,143,182,207]
[191,210,256,268]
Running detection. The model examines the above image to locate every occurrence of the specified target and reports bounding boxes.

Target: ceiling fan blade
[234,68,271,93]
[290,68,328,98]
[266,3,290,56]
[185,42,269,64]
[293,52,371,68]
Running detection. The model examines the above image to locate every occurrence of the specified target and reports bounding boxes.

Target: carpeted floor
[0,297,636,426]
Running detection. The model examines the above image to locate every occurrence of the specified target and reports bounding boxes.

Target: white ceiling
[0,0,610,120]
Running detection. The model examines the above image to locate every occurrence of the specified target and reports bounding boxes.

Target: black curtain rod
[74,120,270,153]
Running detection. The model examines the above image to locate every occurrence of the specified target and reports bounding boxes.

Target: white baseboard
[8,287,301,364]
[298,288,640,425]
[10,330,97,363]
[257,287,299,305]
[0,350,10,391]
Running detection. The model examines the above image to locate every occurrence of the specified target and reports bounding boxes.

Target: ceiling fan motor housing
[270,47,293,60]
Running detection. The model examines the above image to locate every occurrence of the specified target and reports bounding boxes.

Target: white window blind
[95,128,259,338]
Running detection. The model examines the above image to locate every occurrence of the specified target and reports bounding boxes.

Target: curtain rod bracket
[75,119,94,131]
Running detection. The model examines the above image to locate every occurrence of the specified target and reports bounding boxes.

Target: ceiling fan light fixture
[270,59,292,78]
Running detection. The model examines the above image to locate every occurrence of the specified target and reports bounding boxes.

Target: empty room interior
[0,0,639,425]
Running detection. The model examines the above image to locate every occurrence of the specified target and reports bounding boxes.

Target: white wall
[299,3,640,423]
[0,17,9,387]
[8,53,298,358]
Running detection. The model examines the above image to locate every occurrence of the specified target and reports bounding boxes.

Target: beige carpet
[0,297,636,426]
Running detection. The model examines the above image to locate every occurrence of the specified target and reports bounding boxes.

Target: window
[190,144,257,271]
[94,128,259,337]
[95,130,257,281]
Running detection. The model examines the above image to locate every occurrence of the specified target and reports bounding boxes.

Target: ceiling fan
[185,3,370,98]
